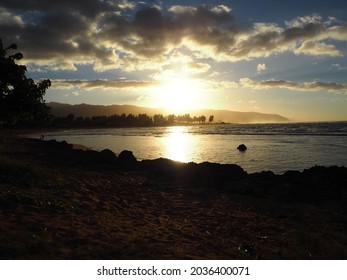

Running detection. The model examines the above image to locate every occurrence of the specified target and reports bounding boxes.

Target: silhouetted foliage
[52,112,209,128]
[0,39,52,127]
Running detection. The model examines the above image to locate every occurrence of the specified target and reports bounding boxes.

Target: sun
[154,75,204,113]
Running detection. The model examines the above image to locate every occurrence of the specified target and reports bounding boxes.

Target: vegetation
[52,113,215,128]
[0,39,52,127]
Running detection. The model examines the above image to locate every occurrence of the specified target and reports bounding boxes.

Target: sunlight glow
[164,126,192,162]
[154,75,205,113]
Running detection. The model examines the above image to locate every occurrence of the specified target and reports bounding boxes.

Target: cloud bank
[1,1,346,72]
[50,77,347,95]
[240,78,347,93]
[52,79,159,90]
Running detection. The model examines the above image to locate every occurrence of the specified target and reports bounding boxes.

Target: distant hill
[48,102,289,123]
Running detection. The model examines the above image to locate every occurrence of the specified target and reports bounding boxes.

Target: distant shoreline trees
[52,113,214,128]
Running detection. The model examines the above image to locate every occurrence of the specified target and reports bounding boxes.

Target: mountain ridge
[48,102,290,123]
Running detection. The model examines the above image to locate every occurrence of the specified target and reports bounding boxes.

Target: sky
[1,0,347,121]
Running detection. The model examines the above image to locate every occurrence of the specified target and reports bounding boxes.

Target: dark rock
[99,149,118,164]
[195,162,246,182]
[237,144,247,151]
[141,158,185,178]
[283,170,302,180]
[118,150,137,162]
[70,149,117,166]
[141,158,246,185]
[83,150,101,164]
[44,139,73,150]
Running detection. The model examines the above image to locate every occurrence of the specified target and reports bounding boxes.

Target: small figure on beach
[237,144,247,152]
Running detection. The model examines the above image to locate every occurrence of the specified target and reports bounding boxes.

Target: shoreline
[19,124,347,175]
[1,133,347,259]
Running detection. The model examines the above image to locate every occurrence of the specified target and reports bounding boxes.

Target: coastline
[1,133,347,259]
[22,122,347,175]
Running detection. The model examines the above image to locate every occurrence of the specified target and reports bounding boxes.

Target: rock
[237,144,247,152]
[141,158,185,178]
[82,150,101,164]
[118,150,137,162]
[44,139,73,150]
[195,162,247,183]
[70,149,118,166]
[99,149,118,164]
[141,158,246,185]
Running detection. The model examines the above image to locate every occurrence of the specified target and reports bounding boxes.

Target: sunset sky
[1,0,347,121]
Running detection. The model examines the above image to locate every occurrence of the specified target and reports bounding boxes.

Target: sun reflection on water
[164,126,192,162]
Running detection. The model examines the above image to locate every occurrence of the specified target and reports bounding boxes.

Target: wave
[42,121,347,138]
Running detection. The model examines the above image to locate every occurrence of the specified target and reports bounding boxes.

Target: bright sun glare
[155,76,203,113]
[165,126,193,162]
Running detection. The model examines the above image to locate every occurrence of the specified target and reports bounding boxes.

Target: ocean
[35,122,347,174]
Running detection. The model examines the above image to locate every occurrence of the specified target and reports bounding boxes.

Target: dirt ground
[1,134,347,259]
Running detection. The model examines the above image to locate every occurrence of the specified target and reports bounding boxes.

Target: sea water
[35,122,347,174]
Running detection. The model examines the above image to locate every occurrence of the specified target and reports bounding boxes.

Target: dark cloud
[0,1,346,71]
[65,76,346,94]
[52,79,160,90]
[282,22,324,42]
[240,78,347,93]
[134,7,164,29]
[0,0,112,18]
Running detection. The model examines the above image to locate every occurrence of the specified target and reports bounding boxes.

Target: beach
[1,133,347,259]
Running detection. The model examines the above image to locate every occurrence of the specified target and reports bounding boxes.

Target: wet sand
[0,133,346,259]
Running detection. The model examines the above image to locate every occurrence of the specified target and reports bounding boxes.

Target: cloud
[168,5,197,14]
[331,63,347,70]
[257,63,267,72]
[0,0,118,18]
[285,14,323,28]
[0,1,346,72]
[186,62,211,73]
[240,78,347,93]
[51,79,160,90]
[210,5,232,14]
[294,41,342,56]
[49,68,346,96]
[206,80,239,90]
[0,7,24,26]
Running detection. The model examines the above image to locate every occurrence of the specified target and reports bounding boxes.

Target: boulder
[141,158,185,178]
[141,158,246,185]
[118,150,137,163]
[99,149,118,164]
[237,144,247,152]
[195,162,247,182]
[70,149,118,166]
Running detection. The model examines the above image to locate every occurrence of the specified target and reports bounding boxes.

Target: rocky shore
[1,135,347,259]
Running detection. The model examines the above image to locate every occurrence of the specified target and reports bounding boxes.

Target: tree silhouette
[0,39,52,127]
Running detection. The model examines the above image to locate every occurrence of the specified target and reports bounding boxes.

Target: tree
[209,115,214,123]
[0,39,52,127]
[153,114,165,125]
[167,114,175,125]
[198,115,206,123]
